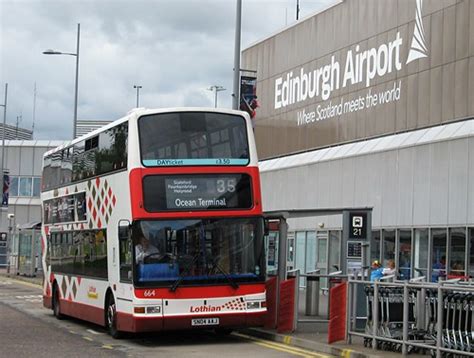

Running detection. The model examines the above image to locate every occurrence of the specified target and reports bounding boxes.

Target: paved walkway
[241,325,430,358]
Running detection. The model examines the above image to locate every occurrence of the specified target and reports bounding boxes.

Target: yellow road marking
[3,278,42,289]
[341,348,353,357]
[83,336,93,341]
[102,345,114,350]
[234,332,332,358]
[253,340,318,357]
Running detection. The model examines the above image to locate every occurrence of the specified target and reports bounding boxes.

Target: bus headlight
[246,301,260,310]
[146,306,161,314]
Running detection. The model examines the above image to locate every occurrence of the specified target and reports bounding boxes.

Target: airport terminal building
[242,0,474,281]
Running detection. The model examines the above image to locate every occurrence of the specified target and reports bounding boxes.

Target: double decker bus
[41,108,266,337]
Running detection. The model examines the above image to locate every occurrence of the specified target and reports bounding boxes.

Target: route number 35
[216,179,236,193]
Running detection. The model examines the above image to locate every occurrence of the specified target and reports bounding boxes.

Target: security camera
[318,222,325,228]
[7,213,15,219]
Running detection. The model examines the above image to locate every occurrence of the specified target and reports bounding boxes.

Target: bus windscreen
[138,112,249,166]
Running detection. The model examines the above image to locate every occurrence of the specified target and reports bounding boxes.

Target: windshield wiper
[211,258,239,290]
[169,253,200,292]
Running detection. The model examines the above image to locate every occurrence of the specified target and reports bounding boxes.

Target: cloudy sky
[0,0,333,139]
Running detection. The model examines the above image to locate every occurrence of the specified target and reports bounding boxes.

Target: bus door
[118,222,133,282]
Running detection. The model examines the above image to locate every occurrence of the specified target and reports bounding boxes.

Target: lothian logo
[190,305,222,313]
[406,0,429,64]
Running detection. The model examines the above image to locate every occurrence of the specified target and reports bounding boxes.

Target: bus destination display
[143,174,252,212]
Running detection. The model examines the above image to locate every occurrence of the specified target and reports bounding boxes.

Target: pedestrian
[370,260,384,281]
[383,259,396,276]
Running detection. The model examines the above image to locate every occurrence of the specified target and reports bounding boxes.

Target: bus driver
[135,235,159,264]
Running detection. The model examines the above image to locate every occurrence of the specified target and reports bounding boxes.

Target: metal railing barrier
[306,269,321,316]
[347,276,474,357]
[288,270,350,330]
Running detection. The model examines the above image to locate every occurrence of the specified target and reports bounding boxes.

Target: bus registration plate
[191,318,219,326]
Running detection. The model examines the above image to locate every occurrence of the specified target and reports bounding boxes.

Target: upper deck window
[42,122,128,191]
[138,112,249,166]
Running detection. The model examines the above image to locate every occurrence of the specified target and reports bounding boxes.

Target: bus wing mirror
[118,220,131,241]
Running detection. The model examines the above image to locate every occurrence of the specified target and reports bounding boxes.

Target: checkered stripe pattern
[48,178,117,232]
[221,297,246,311]
[86,177,117,229]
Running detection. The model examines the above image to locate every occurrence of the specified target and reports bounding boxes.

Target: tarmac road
[0,277,333,358]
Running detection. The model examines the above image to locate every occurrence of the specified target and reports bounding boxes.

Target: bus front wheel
[106,295,122,339]
[52,284,64,320]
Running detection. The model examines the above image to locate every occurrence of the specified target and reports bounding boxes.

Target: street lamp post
[232,0,242,110]
[133,85,142,107]
[0,83,7,265]
[43,23,80,139]
[207,85,226,108]
[0,83,8,177]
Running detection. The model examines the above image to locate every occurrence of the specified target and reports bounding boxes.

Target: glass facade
[370,230,381,263]
[398,229,411,280]
[382,229,395,264]
[432,229,447,282]
[305,231,316,273]
[274,227,474,288]
[449,228,466,277]
[9,176,41,198]
[470,228,474,276]
[413,228,429,278]
[281,226,474,284]
[295,231,306,285]
[329,230,341,271]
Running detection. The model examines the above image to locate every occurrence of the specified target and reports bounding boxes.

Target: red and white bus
[41,108,266,337]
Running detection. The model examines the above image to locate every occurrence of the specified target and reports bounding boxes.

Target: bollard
[305,275,320,316]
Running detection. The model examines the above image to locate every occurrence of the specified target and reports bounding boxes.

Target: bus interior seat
[138,263,179,282]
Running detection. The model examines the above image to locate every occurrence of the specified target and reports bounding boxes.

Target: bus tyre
[52,284,64,320]
[106,295,122,339]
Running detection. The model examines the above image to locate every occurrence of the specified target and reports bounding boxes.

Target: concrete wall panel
[243,0,473,159]
[468,137,474,225]
[380,151,399,227]
[454,58,469,119]
[448,139,468,225]
[430,10,444,68]
[442,6,456,65]
[429,66,443,125]
[455,0,469,60]
[429,141,449,225]
[417,70,430,127]
[412,145,431,225]
[5,147,21,174]
[397,147,414,227]
[470,0,474,57]
[365,153,383,227]
[19,147,34,176]
[470,58,474,116]
[441,63,455,122]
[341,158,356,208]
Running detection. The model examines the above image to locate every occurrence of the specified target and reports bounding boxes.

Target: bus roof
[43,107,251,158]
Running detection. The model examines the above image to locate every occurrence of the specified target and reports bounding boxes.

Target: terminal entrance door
[316,231,328,288]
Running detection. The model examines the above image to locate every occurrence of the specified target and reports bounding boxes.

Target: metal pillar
[277,218,288,283]
[232,0,242,110]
